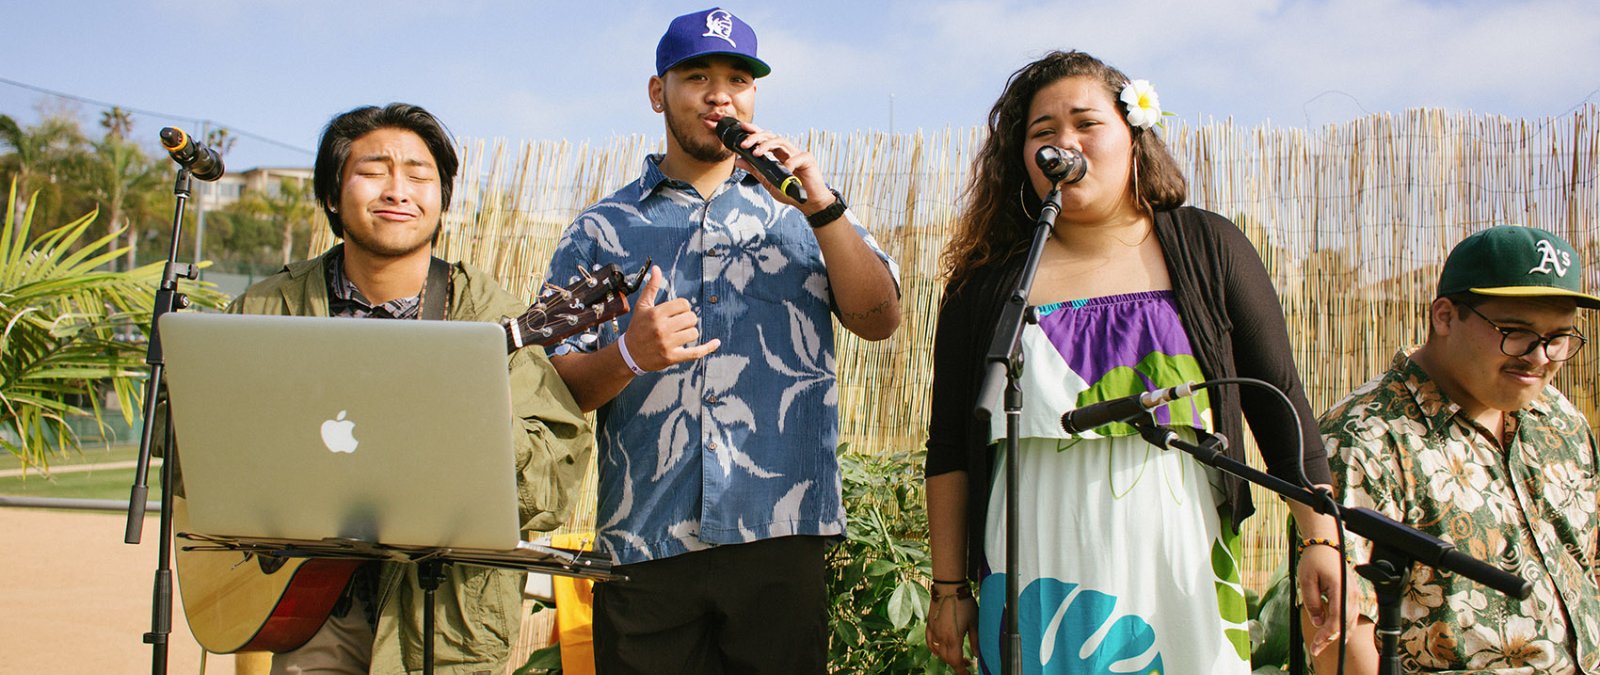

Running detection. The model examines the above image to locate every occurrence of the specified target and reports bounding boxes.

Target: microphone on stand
[1036,145,1086,185]
[1060,381,1199,434]
[715,117,807,203]
[159,127,225,181]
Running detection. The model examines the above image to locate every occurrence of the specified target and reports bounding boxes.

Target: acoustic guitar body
[174,497,364,653]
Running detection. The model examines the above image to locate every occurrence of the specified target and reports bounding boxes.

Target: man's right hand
[620,265,720,372]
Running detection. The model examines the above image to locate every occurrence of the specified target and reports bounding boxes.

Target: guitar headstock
[505,260,650,351]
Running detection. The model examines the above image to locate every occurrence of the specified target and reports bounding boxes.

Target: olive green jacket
[222,246,592,674]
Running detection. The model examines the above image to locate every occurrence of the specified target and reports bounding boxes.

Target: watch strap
[805,188,848,228]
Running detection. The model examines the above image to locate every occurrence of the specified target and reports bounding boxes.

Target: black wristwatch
[805,188,848,228]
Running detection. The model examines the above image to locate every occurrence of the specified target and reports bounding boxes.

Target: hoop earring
[1131,152,1151,215]
[1018,181,1039,221]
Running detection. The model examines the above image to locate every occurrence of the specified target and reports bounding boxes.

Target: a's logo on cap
[703,9,737,46]
[1529,238,1572,277]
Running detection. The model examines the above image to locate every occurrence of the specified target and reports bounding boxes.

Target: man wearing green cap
[1309,225,1600,673]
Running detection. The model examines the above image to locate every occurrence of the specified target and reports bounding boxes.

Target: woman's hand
[926,586,979,674]
[1298,542,1358,654]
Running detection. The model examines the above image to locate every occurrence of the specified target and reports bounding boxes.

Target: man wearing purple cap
[541,7,902,673]
[1309,226,1600,673]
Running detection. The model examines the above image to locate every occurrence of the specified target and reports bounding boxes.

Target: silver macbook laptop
[159,312,522,551]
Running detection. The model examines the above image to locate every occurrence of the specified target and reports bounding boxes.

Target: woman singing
[923,51,1351,674]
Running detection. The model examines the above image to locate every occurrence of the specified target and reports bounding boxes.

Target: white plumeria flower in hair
[1119,79,1163,129]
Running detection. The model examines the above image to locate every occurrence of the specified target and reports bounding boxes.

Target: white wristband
[616,336,647,376]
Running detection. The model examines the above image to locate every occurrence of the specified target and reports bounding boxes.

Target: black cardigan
[924,206,1330,581]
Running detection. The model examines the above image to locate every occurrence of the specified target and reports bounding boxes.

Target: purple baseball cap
[656,7,771,78]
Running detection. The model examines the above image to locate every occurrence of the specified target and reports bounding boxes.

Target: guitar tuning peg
[625,257,653,292]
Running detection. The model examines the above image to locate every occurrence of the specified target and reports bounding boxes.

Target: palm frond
[0,178,221,471]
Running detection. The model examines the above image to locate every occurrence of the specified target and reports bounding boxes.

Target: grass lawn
[0,444,165,502]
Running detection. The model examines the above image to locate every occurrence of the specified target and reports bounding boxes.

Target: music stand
[178,532,623,674]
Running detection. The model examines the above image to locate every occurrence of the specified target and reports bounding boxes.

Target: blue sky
[4,0,1597,172]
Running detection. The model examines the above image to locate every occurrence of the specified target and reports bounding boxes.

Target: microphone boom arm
[1132,420,1531,600]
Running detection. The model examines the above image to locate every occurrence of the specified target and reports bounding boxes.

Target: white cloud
[10,0,1597,170]
[809,0,1600,130]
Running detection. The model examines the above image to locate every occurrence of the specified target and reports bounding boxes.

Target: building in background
[194,166,311,210]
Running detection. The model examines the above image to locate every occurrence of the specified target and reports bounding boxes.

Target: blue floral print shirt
[545,155,900,565]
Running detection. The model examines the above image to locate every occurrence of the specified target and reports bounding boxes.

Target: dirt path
[0,507,239,674]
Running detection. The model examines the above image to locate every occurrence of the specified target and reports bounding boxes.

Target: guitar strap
[420,257,451,321]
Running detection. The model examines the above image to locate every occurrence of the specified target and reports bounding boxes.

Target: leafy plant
[827,443,955,674]
[0,180,222,470]
[514,643,563,674]
[1250,565,1294,674]
[514,598,562,674]
[510,445,958,674]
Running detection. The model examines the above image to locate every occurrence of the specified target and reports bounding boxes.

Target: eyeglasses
[1454,302,1588,362]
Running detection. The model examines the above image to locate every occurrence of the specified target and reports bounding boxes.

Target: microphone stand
[973,177,1062,675]
[125,166,199,675]
[1130,420,1531,675]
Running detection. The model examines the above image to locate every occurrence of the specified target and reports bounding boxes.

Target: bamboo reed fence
[308,105,1600,601]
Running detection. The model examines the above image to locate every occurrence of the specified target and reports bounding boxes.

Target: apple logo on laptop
[320,410,359,453]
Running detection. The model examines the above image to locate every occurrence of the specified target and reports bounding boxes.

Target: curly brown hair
[939,51,1188,287]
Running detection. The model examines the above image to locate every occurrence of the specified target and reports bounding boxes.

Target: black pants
[593,535,829,675]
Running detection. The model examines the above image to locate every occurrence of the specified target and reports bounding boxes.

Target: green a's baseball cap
[1437,225,1600,309]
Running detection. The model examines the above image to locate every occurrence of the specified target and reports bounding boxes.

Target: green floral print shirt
[1321,349,1600,673]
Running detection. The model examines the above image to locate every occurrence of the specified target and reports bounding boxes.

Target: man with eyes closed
[1312,226,1600,674]
[213,103,591,675]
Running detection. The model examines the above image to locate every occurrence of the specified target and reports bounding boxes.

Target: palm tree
[0,113,88,228]
[0,180,223,471]
[237,176,317,264]
[77,133,164,271]
[100,106,134,141]
[203,126,237,157]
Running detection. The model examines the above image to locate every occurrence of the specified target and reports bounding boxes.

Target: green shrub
[827,444,955,674]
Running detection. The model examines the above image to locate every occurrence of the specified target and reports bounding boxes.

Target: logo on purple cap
[703,9,737,46]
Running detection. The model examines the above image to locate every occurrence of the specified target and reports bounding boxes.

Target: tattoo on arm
[842,297,895,324]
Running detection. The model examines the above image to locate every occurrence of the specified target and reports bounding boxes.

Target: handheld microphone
[1035,146,1087,185]
[158,127,225,182]
[1060,381,1198,434]
[715,117,807,203]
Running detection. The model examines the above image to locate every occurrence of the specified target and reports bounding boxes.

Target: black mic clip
[1134,421,1230,463]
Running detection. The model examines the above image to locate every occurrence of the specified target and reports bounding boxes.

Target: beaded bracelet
[1298,537,1351,563]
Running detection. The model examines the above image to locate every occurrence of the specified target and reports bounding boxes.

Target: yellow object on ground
[235,650,271,674]
[551,532,597,675]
